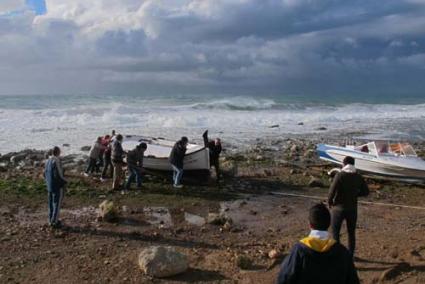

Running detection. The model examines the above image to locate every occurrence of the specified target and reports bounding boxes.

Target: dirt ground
[1,165,425,284]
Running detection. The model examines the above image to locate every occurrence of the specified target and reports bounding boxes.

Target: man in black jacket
[276,203,359,284]
[328,156,369,258]
[169,137,188,188]
[202,130,222,181]
[125,143,147,191]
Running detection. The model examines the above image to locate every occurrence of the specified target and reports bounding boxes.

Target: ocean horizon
[1,93,424,154]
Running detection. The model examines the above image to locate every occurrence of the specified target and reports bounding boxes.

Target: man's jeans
[48,187,64,225]
[171,165,183,186]
[126,165,142,189]
[331,208,357,257]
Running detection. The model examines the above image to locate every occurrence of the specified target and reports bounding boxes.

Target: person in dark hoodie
[202,130,222,181]
[44,146,67,228]
[328,156,369,258]
[125,142,147,191]
[276,203,359,284]
[169,136,188,188]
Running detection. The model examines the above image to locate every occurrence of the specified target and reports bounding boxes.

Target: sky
[0,0,425,99]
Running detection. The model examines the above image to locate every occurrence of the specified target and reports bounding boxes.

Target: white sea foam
[0,96,424,154]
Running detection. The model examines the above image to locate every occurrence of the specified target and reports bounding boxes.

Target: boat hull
[122,135,210,172]
[317,144,425,180]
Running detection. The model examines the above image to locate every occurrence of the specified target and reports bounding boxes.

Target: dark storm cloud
[0,0,424,98]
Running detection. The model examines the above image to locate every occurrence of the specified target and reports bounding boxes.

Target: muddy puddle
[10,194,307,234]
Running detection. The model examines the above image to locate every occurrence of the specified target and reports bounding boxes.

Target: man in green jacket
[328,156,369,258]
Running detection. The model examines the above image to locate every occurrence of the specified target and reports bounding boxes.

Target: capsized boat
[317,141,425,181]
[122,135,210,172]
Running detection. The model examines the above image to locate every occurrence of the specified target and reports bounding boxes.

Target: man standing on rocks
[203,130,222,181]
[277,203,359,284]
[125,143,147,191]
[328,156,369,258]
[169,137,188,189]
[44,146,67,228]
[111,134,126,191]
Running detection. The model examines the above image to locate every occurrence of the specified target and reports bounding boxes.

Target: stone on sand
[98,200,118,222]
[138,246,188,278]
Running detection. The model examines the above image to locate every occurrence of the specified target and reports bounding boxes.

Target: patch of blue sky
[0,0,46,17]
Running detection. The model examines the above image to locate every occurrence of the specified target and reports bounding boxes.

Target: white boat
[317,141,425,181]
[122,135,210,172]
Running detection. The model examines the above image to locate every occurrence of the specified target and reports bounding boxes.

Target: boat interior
[352,141,417,157]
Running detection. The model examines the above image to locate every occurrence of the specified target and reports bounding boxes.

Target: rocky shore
[1,136,425,283]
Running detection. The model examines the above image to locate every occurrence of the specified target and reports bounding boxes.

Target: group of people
[44,131,369,283]
[84,130,147,191]
[83,129,223,190]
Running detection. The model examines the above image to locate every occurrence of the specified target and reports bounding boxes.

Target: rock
[207,213,230,226]
[269,124,279,128]
[62,144,70,147]
[255,155,264,161]
[297,122,304,126]
[290,145,299,154]
[308,177,324,188]
[289,169,296,175]
[268,249,281,259]
[10,154,26,164]
[222,220,233,231]
[80,146,91,151]
[138,246,188,278]
[0,165,7,173]
[235,255,252,270]
[98,200,118,222]
[316,127,327,131]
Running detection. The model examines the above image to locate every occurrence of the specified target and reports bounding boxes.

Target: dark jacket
[44,156,67,193]
[111,140,124,163]
[127,148,144,168]
[328,171,369,211]
[277,237,359,284]
[169,141,187,169]
[203,131,222,163]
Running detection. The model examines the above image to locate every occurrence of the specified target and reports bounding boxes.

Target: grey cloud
[0,0,425,98]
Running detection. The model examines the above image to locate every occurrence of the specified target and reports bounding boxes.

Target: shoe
[173,184,183,189]
[84,173,89,177]
[51,221,63,229]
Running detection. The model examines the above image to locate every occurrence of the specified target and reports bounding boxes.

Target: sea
[0,93,424,154]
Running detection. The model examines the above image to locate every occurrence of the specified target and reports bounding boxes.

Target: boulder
[207,213,231,226]
[98,200,118,222]
[10,154,27,164]
[138,246,188,278]
[308,177,325,188]
[316,127,327,131]
[290,145,299,154]
[268,249,281,259]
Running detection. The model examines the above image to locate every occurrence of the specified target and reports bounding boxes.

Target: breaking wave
[0,94,425,153]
